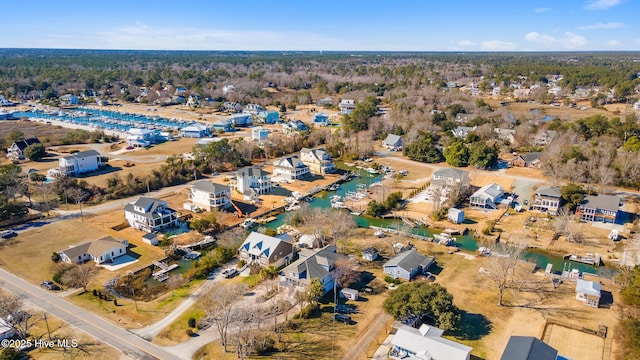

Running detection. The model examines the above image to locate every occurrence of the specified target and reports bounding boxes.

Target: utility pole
[42,313,52,341]
[132,288,138,311]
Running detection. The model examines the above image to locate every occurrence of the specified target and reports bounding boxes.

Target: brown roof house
[511,152,543,168]
[57,236,128,264]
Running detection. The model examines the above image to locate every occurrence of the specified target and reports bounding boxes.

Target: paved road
[0,268,181,360]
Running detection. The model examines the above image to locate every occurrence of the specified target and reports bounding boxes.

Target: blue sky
[1,0,638,51]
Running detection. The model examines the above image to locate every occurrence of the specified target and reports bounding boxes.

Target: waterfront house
[339,99,356,115]
[534,130,558,146]
[451,126,477,138]
[57,236,128,265]
[280,245,346,294]
[251,127,269,143]
[576,194,620,223]
[124,197,178,233]
[511,152,543,168]
[532,186,562,215]
[234,167,272,198]
[313,113,330,126]
[228,113,253,127]
[432,168,470,190]
[180,124,210,138]
[243,104,265,115]
[382,134,403,151]
[142,233,158,246]
[188,181,232,212]
[127,128,158,148]
[51,149,102,177]
[383,249,435,281]
[273,155,310,180]
[390,324,471,360]
[238,231,294,268]
[575,279,601,308]
[212,119,234,133]
[500,336,558,360]
[470,183,504,209]
[299,148,335,175]
[60,94,79,106]
[257,110,280,124]
[361,247,379,261]
[7,137,42,161]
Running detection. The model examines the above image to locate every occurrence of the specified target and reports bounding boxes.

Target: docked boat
[328,183,340,191]
[285,203,301,212]
[478,247,491,256]
[240,218,256,229]
[433,233,454,245]
[350,211,362,216]
[563,253,598,265]
[373,230,385,238]
[365,167,378,174]
[331,201,347,209]
[443,228,460,235]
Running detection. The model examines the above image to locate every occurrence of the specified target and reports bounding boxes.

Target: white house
[432,168,470,190]
[382,134,403,151]
[51,149,102,177]
[361,247,379,261]
[451,126,477,138]
[180,124,210,138]
[7,138,42,160]
[222,85,235,95]
[124,197,178,233]
[299,148,335,175]
[243,103,265,115]
[238,232,294,268]
[339,99,356,115]
[470,183,505,209]
[188,181,232,212]
[127,128,158,148]
[534,130,558,146]
[390,324,472,360]
[57,236,128,265]
[280,245,346,294]
[575,279,601,308]
[235,167,272,198]
[251,127,269,143]
[0,317,14,341]
[273,155,310,180]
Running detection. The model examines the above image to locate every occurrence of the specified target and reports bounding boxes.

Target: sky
[1,0,639,51]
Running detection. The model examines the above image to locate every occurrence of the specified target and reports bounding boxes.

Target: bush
[384,276,402,285]
[296,303,320,319]
[52,272,64,286]
[237,259,247,268]
[482,220,496,235]
[188,317,196,328]
[431,208,448,221]
[51,252,60,262]
[186,329,194,337]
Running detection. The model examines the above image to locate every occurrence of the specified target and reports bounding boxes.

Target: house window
[111,252,114,256]
[120,249,123,253]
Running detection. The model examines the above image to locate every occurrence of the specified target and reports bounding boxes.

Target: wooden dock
[369,226,433,242]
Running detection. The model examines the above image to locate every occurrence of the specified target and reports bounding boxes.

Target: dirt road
[340,310,391,360]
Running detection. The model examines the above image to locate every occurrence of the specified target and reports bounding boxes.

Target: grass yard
[543,323,606,360]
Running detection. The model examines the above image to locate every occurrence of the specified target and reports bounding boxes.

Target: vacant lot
[543,323,606,360]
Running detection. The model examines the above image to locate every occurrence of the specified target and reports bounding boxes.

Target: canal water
[266,166,611,277]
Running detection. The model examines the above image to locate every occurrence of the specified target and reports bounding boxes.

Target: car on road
[222,268,238,278]
[0,230,17,239]
[334,313,353,324]
[40,280,61,291]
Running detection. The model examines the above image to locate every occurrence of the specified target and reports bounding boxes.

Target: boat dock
[563,253,601,266]
[369,225,433,241]
[402,218,417,228]
[152,261,179,282]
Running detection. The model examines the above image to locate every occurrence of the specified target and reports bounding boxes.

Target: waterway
[266,165,613,277]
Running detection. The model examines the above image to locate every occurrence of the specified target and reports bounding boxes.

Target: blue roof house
[257,110,280,124]
[213,120,234,133]
[228,113,253,127]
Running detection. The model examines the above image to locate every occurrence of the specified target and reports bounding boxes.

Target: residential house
[500,336,558,360]
[513,88,531,99]
[451,126,477,138]
[317,97,333,107]
[494,128,516,144]
[158,131,175,142]
[470,183,505,209]
[432,168,470,190]
[455,113,470,123]
[382,134,403,151]
[383,249,435,281]
[533,186,562,215]
[339,99,356,115]
[51,149,102,177]
[234,167,272,198]
[273,155,310,180]
[361,247,379,261]
[576,279,601,308]
[299,148,335,175]
[534,130,558,146]
[313,113,330,126]
[492,86,501,96]
[187,94,200,107]
[174,87,186,96]
[390,324,472,360]
[222,85,235,95]
[243,104,265,115]
[548,85,562,96]
[576,194,620,223]
[280,245,346,294]
[282,119,307,133]
[228,113,253,127]
[257,110,280,124]
[0,95,15,107]
[222,101,242,113]
[142,233,158,246]
[7,137,42,160]
[212,120,234,133]
[0,318,14,341]
[252,127,269,143]
[124,197,178,233]
[188,181,232,212]
[127,128,158,148]
[57,236,128,264]
[180,123,210,138]
[60,94,79,106]
[446,81,458,89]
[238,231,294,268]
[575,86,591,100]
[511,152,543,168]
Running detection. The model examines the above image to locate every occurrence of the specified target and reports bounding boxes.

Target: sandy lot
[543,323,606,360]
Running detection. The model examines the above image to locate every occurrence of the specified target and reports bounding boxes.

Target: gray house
[383,249,435,281]
[382,134,403,151]
[500,336,558,360]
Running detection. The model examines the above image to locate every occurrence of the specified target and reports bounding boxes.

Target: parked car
[222,268,238,278]
[336,304,358,314]
[40,280,60,291]
[334,313,353,324]
[0,230,17,239]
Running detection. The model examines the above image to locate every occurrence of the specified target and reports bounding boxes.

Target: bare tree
[329,210,357,252]
[485,243,524,306]
[0,291,38,339]
[166,274,186,291]
[202,283,247,354]
[333,257,360,289]
[62,263,97,293]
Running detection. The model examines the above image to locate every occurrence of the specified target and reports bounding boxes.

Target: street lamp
[42,312,52,341]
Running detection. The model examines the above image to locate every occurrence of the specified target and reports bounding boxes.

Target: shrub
[113,299,118,306]
[186,329,194,337]
[431,208,448,221]
[52,272,64,286]
[237,259,247,268]
[188,317,196,328]
[297,303,319,319]
[92,289,98,297]
[51,252,60,262]
[384,276,402,285]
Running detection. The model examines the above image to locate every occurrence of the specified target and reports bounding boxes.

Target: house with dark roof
[188,181,232,212]
[533,186,562,215]
[382,134,403,151]
[233,167,272,198]
[470,183,505,210]
[383,249,435,281]
[390,324,472,360]
[576,194,620,223]
[273,155,310,180]
[500,336,558,360]
[238,232,294,268]
[124,197,178,233]
[280,245,346,294]
[282,119,307,133]
[57,236,128,265]
[512,152,543,168]
[7,138,41,160]
[300,148,335,175]
[51,149,102,177]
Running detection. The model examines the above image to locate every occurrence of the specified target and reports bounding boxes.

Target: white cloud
[534,7,550,13]
[606,40,623,47]
[524,31,588,49]
[584,0,621,10]
[578,22,624,30]
[458,40,476,47]
[480,40,516,51]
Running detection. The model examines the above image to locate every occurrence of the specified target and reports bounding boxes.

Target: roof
[383,249,434,273]
[392,324,472,360]
[519,152,542,163]
[142,233,157,240]
[580,194,620,212]
[282,245,343,283]
[433,168,468,179]
[300,148,331,161]
[59,236,126,260]
[576,279,601,297]
[240,232,292,260]
[362,247,378,254]
[383,134,402,145]
[181,124,209,132]
[472,183,504,201]
[192,180,230,194]
[274,155,307,169]
[500,336,558,360]
[124,197,171,219]
[62,149,100,161]
[536,186,561,198]
[237,167,269,178]
[12,137,41,150]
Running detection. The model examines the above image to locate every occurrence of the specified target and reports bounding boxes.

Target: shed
[448,208,464,224]
[362,247,379,261]
[576,279,601,308]
[142,233,159,246]
[340,288,359,301]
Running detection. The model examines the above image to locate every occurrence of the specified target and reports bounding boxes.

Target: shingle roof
[536,186,561,198]
[192,180,230,194]
[520,152,543,163]
[433,168,467,179]
[384,249,434,273]
[12,138,41,150]
[239,232,292,260]
[237,167,269,178]
[581,194,620,212]
[383,134,402,145]
[124,197,172,219]
[576,279,601,297]
[62,149,100,161]
[274,155,307,169]
[500,336,558,360]
[392,324,472,360]
[58,236,126,260]
[282,245,344,283]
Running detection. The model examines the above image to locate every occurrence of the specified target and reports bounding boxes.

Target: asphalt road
[0,268,181,360]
